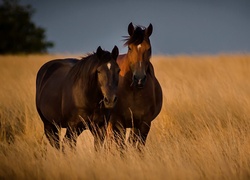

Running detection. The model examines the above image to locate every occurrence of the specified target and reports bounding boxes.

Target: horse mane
[123,26,146,46]
[68,50,112,87]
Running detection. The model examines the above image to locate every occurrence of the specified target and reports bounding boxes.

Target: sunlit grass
[0,54,250,179]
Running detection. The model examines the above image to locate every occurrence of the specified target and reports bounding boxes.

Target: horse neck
[78,73,100,97]
[69,78,102,112]
[117,54,132,77]
[69,61,102,107]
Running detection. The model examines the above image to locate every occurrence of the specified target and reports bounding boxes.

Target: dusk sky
[20,0,250,55]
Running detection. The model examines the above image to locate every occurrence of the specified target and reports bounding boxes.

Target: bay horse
[36,46,120,150]
[108,23,163,151]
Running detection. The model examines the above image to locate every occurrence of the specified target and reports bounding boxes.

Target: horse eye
[128,47,131,51]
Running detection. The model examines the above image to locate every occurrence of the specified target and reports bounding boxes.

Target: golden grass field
[0,54,250,179]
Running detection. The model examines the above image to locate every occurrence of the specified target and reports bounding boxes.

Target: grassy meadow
[0,54,250,179]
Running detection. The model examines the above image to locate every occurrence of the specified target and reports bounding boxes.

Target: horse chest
[123,90,153,119]
[118,76,158,124]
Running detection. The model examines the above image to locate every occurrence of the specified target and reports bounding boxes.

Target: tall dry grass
[0,54,250,179]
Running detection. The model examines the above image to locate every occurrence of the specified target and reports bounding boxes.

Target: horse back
[36,59,78,92]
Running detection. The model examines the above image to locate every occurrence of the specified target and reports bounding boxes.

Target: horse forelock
[96,51,114,64]
[123,26,147,46]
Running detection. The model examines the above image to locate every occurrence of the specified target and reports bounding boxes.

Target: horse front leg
[63,122,85,151]
[128,127,140,147]
[112,121,126,152]
[44,121,61,149]
[131,121,151,152]
[90,124,106,151]
[107,114,127,153]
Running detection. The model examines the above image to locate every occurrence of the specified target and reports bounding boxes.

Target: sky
[19,0,250,55]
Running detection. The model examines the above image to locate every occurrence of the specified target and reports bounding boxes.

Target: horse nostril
[104,97,109,103]
[142,75,147,82]
[133,75,140,83]
[133,75,136,81]
[113,96,118,103]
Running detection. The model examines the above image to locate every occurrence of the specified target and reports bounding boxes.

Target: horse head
[125,22,153,88]
[96,46,120,108]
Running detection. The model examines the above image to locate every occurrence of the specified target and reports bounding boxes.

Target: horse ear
[128,22,134,36]
[96,46,104,59]
[111,46,119,60]
[146,23,153,37]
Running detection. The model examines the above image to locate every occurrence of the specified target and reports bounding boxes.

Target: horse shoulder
[151,74,163,119]
[117,54,130,77]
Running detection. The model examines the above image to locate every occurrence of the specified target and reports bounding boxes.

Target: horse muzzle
[103,95,118,109]
[132,75,147,88]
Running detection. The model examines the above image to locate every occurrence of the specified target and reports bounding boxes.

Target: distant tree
[0,0,54,54]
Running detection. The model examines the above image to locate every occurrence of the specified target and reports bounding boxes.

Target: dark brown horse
[108,23,163,151]
[36,46,120,150]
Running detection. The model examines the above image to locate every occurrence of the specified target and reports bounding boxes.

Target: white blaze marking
[107,62,111,70]
[139,61,142,67]
[137,44,141,50]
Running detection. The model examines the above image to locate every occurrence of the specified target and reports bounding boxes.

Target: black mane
[68,50,112,85]
[123,26,146,46]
